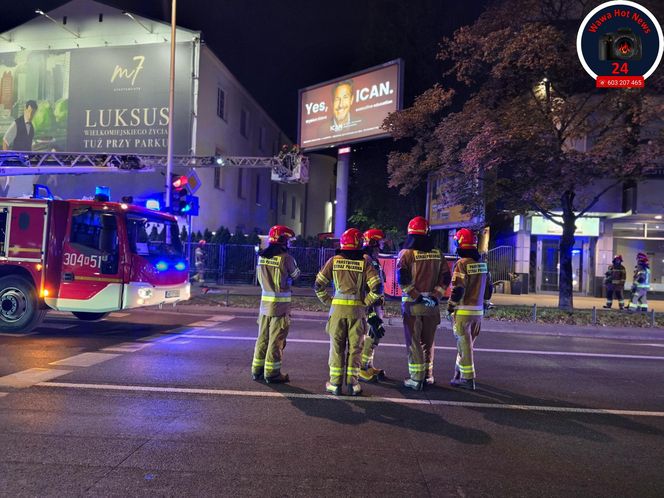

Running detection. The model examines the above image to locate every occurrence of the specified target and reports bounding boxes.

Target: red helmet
[198,239,206,246]
[454,228,478,249]
[407,216,429,235]
[268,225,295,244]
[637,252,649,264]
[613,254,623,263]
[340,228,362,250]
[363,228,385,247]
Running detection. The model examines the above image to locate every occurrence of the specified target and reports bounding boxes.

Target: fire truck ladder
[0,151,309,183]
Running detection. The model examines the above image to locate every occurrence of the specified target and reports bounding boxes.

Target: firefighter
[193,240,207,285]
[629,252,650,312]
[603,255,626,310]
[447,228,493,391]
[251,225,301,383]
[359,228,387,383]
[397,216,451,391]
[314,228,383,396]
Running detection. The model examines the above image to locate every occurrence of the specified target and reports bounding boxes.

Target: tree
[384,0,664,310]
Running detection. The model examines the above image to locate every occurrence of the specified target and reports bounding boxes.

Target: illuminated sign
[531,216,600,236]
[298,60,403,151]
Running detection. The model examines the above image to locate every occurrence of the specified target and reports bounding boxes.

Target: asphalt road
[1,309,664,497]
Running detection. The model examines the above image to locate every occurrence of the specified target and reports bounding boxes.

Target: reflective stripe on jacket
[257,253,300,316]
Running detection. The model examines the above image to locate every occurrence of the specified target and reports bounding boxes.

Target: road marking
[637,343,664,348]
[37,381,664,418]
[208,315,236,322]
[49,352,120,367]
[101,342,154,353]
[0,332,36,337]
[0,368,72,388]
[182,334,664,361]
[110,312,131,318]
[188,321,221,327]
[0,392,7,398]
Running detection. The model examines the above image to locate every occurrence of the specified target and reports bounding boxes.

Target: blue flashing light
[175,262,186,271]
[155,261,168,271]
[146,199,161,211]
[95,186,111,202]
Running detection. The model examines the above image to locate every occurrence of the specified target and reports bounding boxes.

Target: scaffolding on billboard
[0,151,309,184]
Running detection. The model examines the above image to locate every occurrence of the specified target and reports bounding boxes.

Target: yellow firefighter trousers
[453,315,482,379]
[327,316,366,386]
[252,314,290,378]
[361,335,376,368]
[403,314,440,381]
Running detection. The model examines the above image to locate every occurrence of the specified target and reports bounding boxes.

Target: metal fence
[486,245,514,291]
[186,243,337,285]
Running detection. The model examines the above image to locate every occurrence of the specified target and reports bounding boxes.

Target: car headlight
[138,288,154,299]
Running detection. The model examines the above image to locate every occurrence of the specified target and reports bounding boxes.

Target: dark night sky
[1,0,487,141]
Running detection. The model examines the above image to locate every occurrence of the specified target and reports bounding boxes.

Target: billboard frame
[297,58,404,152]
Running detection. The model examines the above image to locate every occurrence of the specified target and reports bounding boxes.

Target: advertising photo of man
[3,100,38,151]
[330,80,354,132]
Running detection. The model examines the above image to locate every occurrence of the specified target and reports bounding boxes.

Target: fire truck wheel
[0,275,46,333]
[71,312,110,321]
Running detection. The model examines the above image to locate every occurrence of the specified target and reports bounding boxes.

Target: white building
[0,0,335,237]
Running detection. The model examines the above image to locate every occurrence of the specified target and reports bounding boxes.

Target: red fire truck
[0,197,190,333]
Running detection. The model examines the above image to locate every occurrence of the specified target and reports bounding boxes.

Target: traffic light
[169,175,199,216]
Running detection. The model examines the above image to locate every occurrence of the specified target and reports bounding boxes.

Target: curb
[166,304,664,341]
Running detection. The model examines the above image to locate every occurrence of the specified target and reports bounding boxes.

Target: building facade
[0,0,335,237]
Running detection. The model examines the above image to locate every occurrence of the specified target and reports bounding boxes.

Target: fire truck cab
[0,197,191,333]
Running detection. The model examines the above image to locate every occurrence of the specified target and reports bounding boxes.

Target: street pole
[165,0,177,208]
[334,146,351,237]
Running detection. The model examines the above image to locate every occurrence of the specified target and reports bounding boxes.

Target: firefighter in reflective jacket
[447,228,493,391]
[360,228,387,382]
[397,216,451,391]
[251,225,301,383]
[315,228,383,396]
[603,255,626,310]
[629,252,650,312]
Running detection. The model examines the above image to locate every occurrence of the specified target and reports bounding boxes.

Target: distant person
[3,100,38,151]
[603,255,626,310]
[193,240,207,285]
[629,252,650,312]
[251,225,300,383]
[330,80,354,132]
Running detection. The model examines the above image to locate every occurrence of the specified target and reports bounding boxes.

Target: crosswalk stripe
[49,352,120,367]
[0,368,72,388]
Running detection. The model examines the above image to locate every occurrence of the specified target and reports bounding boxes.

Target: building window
[214,147,225,190]
[237,168,245,199]
[300,202,304,223]
[270,184,277,210]
[217,87,226,120]
[281,191,287,215]
[240,108,249,138]
[258,127,266,151]
[255,173,261,205]
[291,196,296,219]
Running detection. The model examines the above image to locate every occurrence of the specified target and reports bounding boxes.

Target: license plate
[165,290,180,298]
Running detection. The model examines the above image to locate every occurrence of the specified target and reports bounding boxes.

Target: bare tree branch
[576,180,623,219]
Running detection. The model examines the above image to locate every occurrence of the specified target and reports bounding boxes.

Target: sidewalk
[173,302,664,341]
[194,282,664,311]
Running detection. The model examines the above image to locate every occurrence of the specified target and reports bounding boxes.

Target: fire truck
[0,196,190,333]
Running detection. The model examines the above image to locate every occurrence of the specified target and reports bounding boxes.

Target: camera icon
[599,27,642,61]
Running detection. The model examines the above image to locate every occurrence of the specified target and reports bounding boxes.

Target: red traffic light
[172,175,188,189]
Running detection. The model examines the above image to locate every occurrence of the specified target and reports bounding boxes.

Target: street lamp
[165,0,177,209]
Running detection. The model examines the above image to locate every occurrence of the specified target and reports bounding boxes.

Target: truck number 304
[63,252,108,269]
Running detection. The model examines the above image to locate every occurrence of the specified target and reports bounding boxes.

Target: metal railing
[486,245,514,283]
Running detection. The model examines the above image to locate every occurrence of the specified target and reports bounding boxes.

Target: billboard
[427,172,480,229]
[0,43,193,154]
[298,59,403,151]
